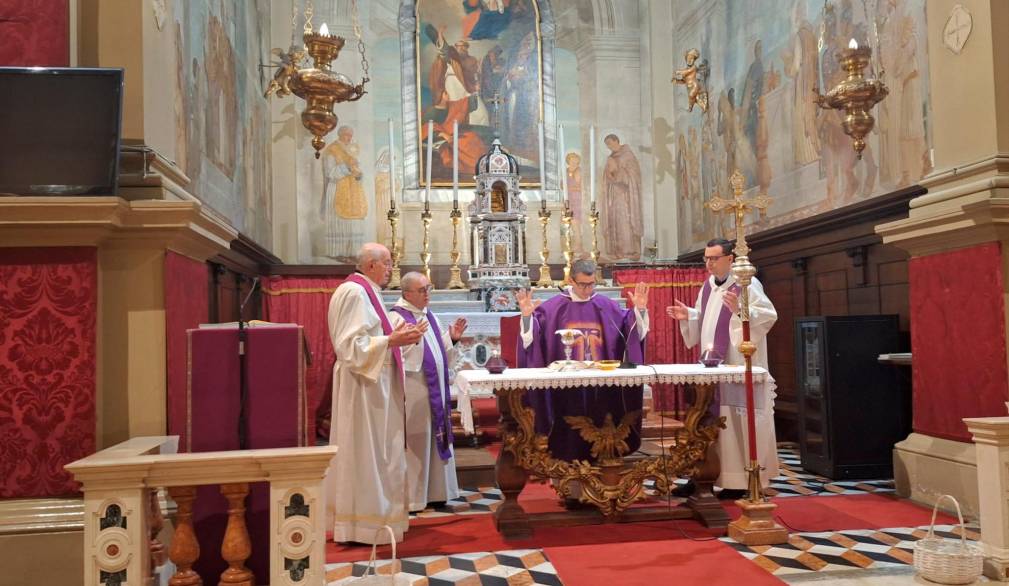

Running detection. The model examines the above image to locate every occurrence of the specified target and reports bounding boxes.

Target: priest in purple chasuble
[326,243,427,545]
[668,238,779,498]
[516,260,651,462]
[389,272,466,512]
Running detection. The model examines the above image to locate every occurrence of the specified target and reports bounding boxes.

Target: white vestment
[326,275,408,544]
[389,299,461,511]
[678,274,779,489]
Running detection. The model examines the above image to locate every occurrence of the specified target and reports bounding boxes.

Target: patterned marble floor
[325,549,563,585]
[721,524,982,582]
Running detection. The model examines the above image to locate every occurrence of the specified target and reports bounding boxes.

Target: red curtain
[262,275,345,442]
[0,0,70,66]
[165,251,210,449]
[0,247,96,498]
[613,267,707,410]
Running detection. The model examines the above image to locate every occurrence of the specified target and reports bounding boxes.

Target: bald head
[401,271,432,309]
[356,243,392,287]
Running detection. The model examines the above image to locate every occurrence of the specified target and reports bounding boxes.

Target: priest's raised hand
[631,282,649,310]
[516,288,542,317]
[666,300,690,320]
[449,317,468,342]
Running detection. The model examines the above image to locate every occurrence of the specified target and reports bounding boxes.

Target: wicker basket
[913,495,983,585]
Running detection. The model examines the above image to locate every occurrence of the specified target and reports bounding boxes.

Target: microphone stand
[237,277,260,451]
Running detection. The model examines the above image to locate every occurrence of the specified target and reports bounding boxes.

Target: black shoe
[670,481,696,498]
[717,488,748,500]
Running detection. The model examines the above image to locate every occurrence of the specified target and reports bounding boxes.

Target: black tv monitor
[0,67,124,196]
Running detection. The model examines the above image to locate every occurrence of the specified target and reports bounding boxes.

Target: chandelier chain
[304,0,314,35]
[350,0,370,83]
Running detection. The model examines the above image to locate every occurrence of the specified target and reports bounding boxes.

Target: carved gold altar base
[493,383,726,539]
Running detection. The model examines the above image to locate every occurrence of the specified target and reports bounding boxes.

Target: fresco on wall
[173,0,274,248]
[671,0,931,252]
[416,0,543,187]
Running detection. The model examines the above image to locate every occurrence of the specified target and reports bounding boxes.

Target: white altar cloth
[455,364,769,433]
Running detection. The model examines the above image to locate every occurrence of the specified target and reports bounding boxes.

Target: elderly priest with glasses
[390,272,467,513]
[515,260,650,504]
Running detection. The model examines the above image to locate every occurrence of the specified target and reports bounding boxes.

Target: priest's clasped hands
[388,319,428,347]
[666,290,740,320]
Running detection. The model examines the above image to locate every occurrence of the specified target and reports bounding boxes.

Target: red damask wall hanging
[0,247,97,498]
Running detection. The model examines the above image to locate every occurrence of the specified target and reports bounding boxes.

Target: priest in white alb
[326,243,427,544]
[390,272,466,512]
[667,238,779,500]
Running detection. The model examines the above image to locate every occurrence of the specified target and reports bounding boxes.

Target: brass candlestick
[709,170,786,546]
[536,207,553,288]
[387,207,402,289]
[446,207,466,289]
[420,207,433,281]
[588,202,604,284]
[560,204,574,285]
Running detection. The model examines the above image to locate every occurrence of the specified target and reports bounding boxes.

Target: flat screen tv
[0,67,124,196]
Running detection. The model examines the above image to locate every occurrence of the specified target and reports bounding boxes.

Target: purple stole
[391,306,453,461]
[344,273,404,385]
[699,277,741,360]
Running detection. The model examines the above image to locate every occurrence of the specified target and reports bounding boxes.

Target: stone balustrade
[65,436,337,586]
[963,416,1009,581]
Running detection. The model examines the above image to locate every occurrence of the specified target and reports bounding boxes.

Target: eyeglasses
[408,285,434,294]
[703,255,727,263]
[572,281,596,289]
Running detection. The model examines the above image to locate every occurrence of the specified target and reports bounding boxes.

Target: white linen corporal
[326,274,408,545]
[678,274,780,489]
[389,298,461,512]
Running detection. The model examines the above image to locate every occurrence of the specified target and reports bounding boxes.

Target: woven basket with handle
[912,494,983,585]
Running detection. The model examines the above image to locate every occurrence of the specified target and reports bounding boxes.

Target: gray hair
[400,271,426,292]
[355,242,387,270]
[572,259,596,278]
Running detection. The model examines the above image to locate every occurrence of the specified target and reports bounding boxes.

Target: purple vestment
[517,293,645,461]
[391,306,453,461]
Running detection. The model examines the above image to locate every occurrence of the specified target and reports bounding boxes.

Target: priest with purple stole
[326,243,427,544]
[667,238,778,500]
[516,260,651,465]
[390,272,466,512]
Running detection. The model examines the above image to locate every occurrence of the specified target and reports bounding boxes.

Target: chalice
[554,329,585,372]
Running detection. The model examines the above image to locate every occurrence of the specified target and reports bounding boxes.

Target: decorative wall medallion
[943,4,972,55]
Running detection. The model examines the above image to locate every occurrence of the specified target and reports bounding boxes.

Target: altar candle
[452,120,459,208]
[538,120,546,210]
[425,120,434,211]
[589,125,596,204]
[388,118,396,210]
[558,123,567,205]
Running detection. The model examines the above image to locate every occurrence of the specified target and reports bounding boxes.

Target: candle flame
[848,38,858,49]
[320,23,329,36]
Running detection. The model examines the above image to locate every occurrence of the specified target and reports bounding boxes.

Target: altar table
[455,364,769,539]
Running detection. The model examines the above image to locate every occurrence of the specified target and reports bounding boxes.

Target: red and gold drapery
[261,275,346,442]
[613,267,707,411]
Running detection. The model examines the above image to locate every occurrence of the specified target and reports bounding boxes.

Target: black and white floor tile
[325,549,563,585]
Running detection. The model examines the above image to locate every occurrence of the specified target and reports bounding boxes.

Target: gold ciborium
[813,40,888,159]
[554,329,585,372]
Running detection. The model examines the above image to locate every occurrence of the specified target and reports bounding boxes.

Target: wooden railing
[964,416,1009,582]
[65,436,337,586]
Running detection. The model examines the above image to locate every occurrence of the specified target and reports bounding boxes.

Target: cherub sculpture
[264,47,306,98]
[672,48,710,113]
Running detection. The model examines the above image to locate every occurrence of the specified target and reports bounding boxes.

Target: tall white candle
[452,120,459,208]
[538,121,546,209]
[589,125,596,204]
[388,118,396,210]
[558,123,567,205]
[425,120,434,211]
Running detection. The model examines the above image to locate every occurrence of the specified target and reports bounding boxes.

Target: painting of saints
[601,134,643,261]
[780,0,821,167]
[417,0,541,185]
[565,152,585,256]
[321,126,367,260]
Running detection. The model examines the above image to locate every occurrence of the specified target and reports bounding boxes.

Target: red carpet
[327,491,958,583]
